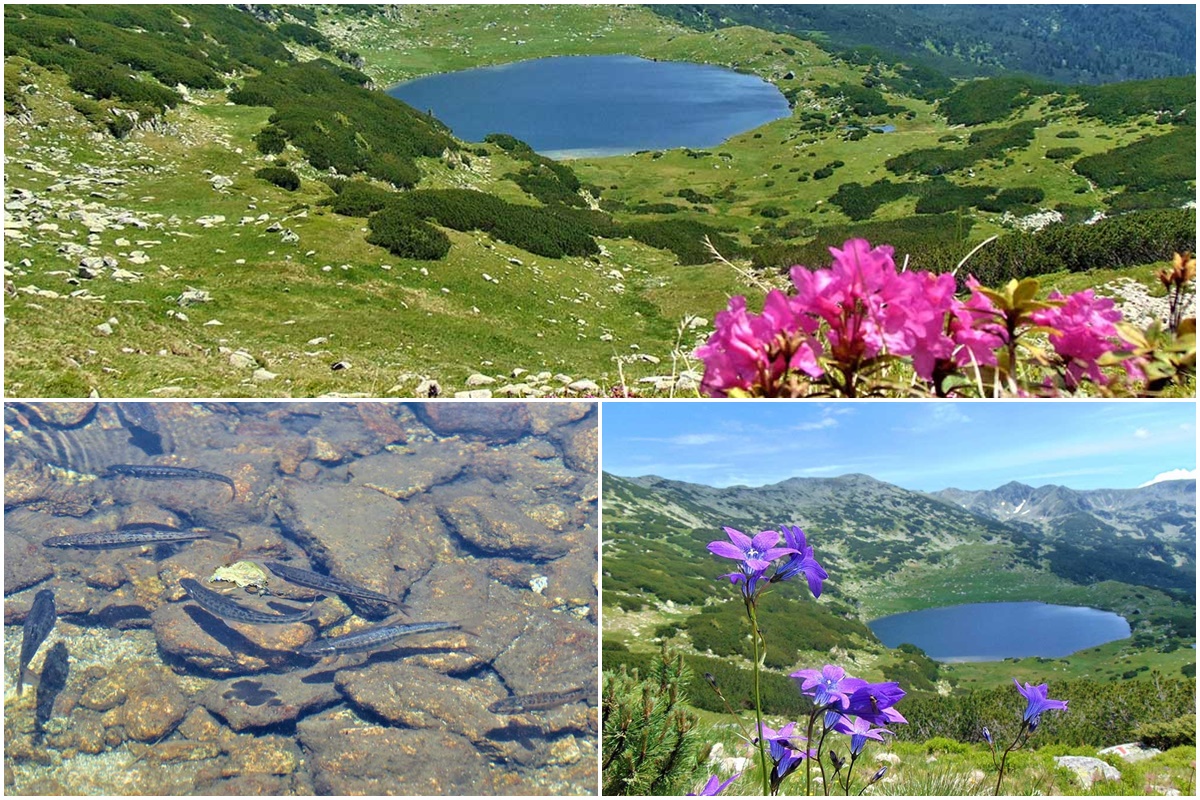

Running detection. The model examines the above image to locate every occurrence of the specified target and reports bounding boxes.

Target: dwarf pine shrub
[602,650,704,795]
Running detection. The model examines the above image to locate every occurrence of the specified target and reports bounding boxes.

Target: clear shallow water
[868,601,1131,662]
[4,401,597,795]
[388,54,791,158]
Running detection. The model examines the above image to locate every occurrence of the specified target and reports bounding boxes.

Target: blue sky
[601,401,1197,491]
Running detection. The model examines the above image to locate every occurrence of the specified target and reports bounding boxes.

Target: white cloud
[1133,427,1151,439]
[670,433,726,446]
[1139,468,1198,487]
[793,416,838,431]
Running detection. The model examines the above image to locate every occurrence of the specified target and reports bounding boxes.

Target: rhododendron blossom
[949,277,1007,368]
[694,238,1144,396]
[1030,290,1124,388]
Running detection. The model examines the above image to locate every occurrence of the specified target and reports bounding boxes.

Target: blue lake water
[868,602,1131,662]
[388,55,791,159]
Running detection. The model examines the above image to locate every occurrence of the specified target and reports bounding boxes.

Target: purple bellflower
[688,773,740,796]
[1013,679,1068,725]
[707,527,795,572]
[790,664,864,709]
[832,715,892,756]
[754,722,812,788]
[771,525,828,598]
[709,527,796,599]
[845,682,907,726]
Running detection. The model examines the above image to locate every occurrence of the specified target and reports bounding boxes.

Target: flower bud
[869,766,887,785]
[982,726,993,747]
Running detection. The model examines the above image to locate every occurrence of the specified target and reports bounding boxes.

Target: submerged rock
[411,403,531,442]
[297,708,496,795]
[197,670,341,732]
[437,485,571,560]
[150,600,310,676]
[335,663,500,744]
[273,481,445,615]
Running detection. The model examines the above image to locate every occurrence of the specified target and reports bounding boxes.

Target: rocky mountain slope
[933,479,1196,539]
[4,4,1194,397]
[603,472,1196,615]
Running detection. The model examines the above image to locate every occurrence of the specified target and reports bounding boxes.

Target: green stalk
[994,722,1029,796]
[804,706,820,796]
[816,717,832,795]
[748,600,771,796]
[844,752,858,796]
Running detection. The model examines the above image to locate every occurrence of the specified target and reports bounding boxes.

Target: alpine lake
[868,601,1132,662]
[388,54,791,158]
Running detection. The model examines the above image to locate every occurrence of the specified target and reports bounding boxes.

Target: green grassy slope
[601,473,1195,691]
[4,4,1194,397]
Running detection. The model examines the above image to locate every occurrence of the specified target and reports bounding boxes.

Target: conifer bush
[602,650,704,795]
[366,206,451,261]
[254,166,300,191]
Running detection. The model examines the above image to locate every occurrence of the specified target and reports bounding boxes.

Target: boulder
[1097,742,1163,763]
[1053,756,1120,789]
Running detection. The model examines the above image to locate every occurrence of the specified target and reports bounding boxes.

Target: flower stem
[748,601,771,796]
[816,718,832,796]
[805,707,819,796]
[844,752,858,796]
[994,722,1029,796]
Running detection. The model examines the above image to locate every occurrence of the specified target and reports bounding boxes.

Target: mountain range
[933,479,1195,540]
[603,472,1196,618]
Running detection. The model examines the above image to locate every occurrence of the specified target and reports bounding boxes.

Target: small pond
[388,54,791,158]
[868,601,1131,662]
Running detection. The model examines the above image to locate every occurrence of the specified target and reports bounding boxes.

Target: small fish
[488,686,591,715]
[298,620,461,657]
[179,578,313,625]
[17,589,56,695]
[42,526,232,549]
[263,561,403,608]
[105,464,236,497]
[34,641,70,742]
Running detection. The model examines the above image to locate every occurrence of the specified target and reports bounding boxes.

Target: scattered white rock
[413,379,440,398]
[1053,756,1120,789]
[209,174,233,191]
[95,322,113,336]
[567,379,599,394]
[465,373,496,387]
[1096,743,1162,764]
[454,389,493,398]
[178,288,211,306]
[229,350,256,369]
[252,367,277,382]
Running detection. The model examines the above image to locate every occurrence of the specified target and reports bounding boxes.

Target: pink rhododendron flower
[949,277,1007,368]
[790,239,956,380]
[1030,290,1123,388]
[695,291,822,396]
